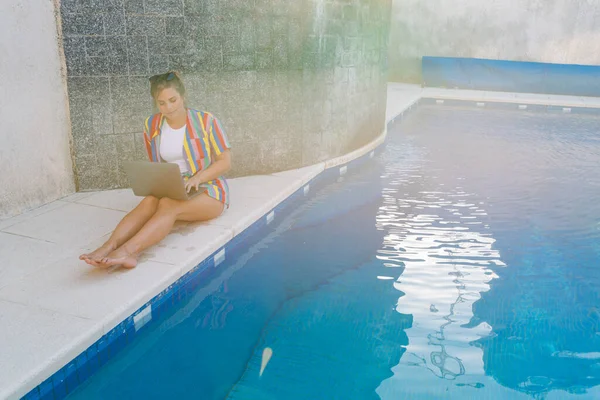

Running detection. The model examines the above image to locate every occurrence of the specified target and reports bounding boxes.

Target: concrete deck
[2,83,598,399]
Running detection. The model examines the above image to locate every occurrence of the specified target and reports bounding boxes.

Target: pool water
[68,105,600,399]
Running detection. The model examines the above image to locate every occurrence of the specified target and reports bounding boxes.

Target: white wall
[0,0,75,219]
[389,0,600,81]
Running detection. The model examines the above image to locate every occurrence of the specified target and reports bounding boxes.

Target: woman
[80,71,231,269]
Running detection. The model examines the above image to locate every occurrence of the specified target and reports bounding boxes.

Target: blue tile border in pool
[21,126,397,400]
[422,56,600,97]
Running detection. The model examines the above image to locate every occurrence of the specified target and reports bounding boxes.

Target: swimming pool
[66,103,600,399]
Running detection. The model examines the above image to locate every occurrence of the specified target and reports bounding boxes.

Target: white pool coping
[1,83,598,399]
[393,83,600,109]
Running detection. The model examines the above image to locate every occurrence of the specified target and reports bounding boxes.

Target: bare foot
[80,242,116,266]
[97,248,139,269]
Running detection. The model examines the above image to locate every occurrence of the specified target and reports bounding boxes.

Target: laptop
[123,161,199,200]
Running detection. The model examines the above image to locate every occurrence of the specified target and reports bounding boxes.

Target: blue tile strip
[422,56,600,97]
[23,94,590,399]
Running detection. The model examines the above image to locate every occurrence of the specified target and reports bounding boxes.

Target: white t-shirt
[159,121,190,174]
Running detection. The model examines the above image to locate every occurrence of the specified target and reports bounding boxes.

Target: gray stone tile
[107,55,129,74]
[166,17,184,36]
[77,170,103,190]
[124,0,144,14]
[104,0,124,12]
[115,133,136,155]
[86,56,111,76]
[272,16,288,37]
[183,0,204,16]
[60,0,79,14]
[105,11,126,35]
[256,51,273,70]
[147,35,185,55]
[223,53,256,71]
[227,0,252,12]
[116,167,129,187]
[75,154,99,177]
[182,16,204,39]
[62,12,105,35]
[220,16,239,37]
[96,135,118,157]
[91,168,121,190]
[204,0,219,15]
[89,97,114,135]
[73,133,97,156]
[184,37,206,57]
[222,35,240,54]
[85,37,109,57]
[169,54,204,72]
[149,57,170,76]
[199,19,222,37]
[133,133,149,159]
[67,77,110,100]
[145,0,183,16]
[203,38,222,56]
[256,22,272,49]
[126,36,149,75]
[79,0,106,12]
[273,36,288,67]
[63,36,87,76]
[119,101,145,135]
[126,15,165,36]
[239,19,255,53]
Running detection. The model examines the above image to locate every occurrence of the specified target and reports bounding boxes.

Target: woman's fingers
[184,177,201,193]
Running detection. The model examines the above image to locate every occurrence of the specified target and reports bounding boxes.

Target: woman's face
[155,87,185,118]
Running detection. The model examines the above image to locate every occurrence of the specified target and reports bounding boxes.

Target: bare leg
[80,196,160,266]
[97,193,224,269]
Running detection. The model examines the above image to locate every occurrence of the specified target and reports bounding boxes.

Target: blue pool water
[68,105,600,399]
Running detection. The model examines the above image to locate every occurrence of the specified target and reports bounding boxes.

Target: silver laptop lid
[123,161,190,200]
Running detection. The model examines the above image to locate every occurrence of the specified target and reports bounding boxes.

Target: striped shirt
[143,108,231,206]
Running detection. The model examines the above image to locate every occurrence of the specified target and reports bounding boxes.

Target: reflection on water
[373,145,526,398]
[376,106,600,398]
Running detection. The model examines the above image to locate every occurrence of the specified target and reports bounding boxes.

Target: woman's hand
[185,174,204,193]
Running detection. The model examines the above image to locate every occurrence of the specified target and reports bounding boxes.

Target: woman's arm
[185,149,231,192]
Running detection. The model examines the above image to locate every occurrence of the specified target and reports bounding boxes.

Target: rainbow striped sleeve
[208,114,231,156]
[143,116,153,161]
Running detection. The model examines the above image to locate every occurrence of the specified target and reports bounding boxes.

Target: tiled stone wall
[60,0,391,190]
